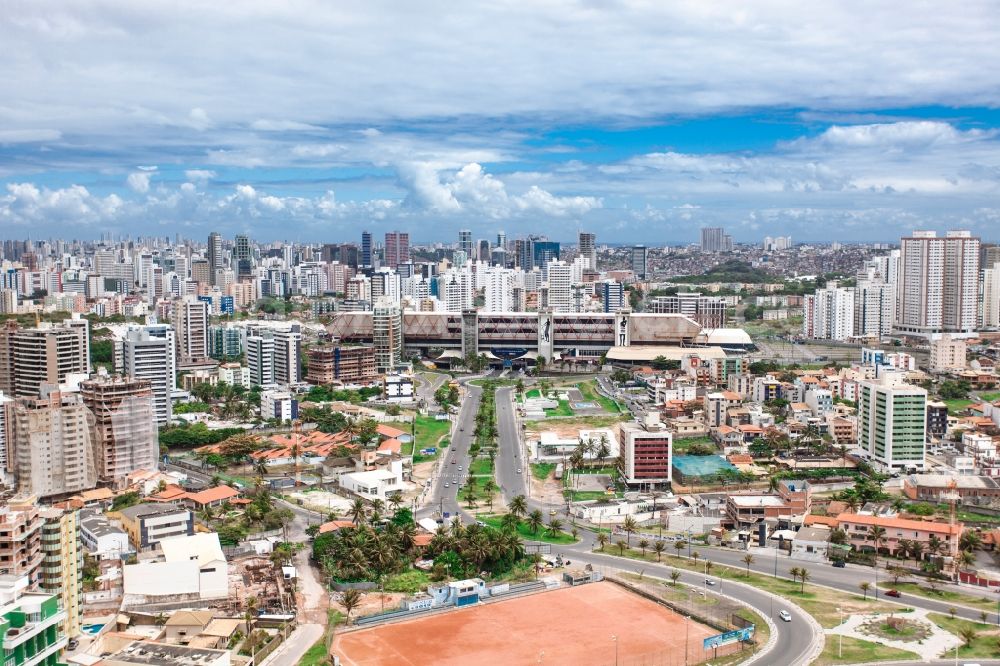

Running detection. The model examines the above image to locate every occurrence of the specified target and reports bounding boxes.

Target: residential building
[600,281,625,313]
[484,268,516,313]
[926,401,949,440]
[857,372,927,472]
[578,232,597,270]
[117,503,194,551]
[902,474,1000,506]
[0,500,43,587]
[701,227,732,253]
[0,390,12,484]
[648,293,727,328]
[630,245,648,280]
[0,588,69,666]
[79,509,130,559]
[38,508,82,638]
[246,325,301,387]
[4,320,90,397]
[854,279,895,339]
[171,298,210,362]
[207,325,242,360]
[834,512,961,559]
[618,413,672,489]
[982,261,1000,329]
[361,230,372,269]
[216,362,250,388]
[802,281,855,341]
[305,344,377,384]
[372,300,403,373]
[117,325,175,426]
[929,334,967,373]
[80,374,157,487]
[206,232,223,283]
[895,230,980,338]
[13,389,98,499]
[384,231,409,269]
[340,460,407,500]
[261,390,297,422]
[545,260,573,312]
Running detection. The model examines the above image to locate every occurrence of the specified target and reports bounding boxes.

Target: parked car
[779,610,791,622]
[885,589,902,598]
[832,560,846,568]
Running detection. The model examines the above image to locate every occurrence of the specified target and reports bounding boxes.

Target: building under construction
[80,373,158,488]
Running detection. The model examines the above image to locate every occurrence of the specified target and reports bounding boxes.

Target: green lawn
[413,438,449,463]
[673,436,717,454]
[814,636,919,666]
[979,392,1000,402]
[525,388,542,399]
[479,514,578,544]
[382,569,432,594]
[537,414,630,428]
[890,581,997,609]
[412,416,452,461]
[563,490,613,501]
[456,480,498,510]
[469,457,495,476]
[944,398,974,414]
[576,380,621,413]
[531,462,556,480]
[927,613,1000,659]
[543,399,574,417]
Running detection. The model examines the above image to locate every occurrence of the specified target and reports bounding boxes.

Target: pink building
[835,512,962,558]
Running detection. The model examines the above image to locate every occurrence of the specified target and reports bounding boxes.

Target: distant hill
[672,260,774,284]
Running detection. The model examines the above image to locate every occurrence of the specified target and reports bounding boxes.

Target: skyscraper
[171,297,210,361]
[361,231,372,269]
[458,229,473,258]
[630,245,648,280]
[545,260,573,312]
[372,299,403,372]
[895,230,980,338]
[857,372,927,472]
[80,374,158,486]
[233,234,253,277]
[5,319,90,397]
[578,232,597,270]
[384,231,409,269]
[117,324,176,426]
[207,232,223,284]
[700,227,733,252]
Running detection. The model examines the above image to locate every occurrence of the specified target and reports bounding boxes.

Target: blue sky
[4,2,1000,244]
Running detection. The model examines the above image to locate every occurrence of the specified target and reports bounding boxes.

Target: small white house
[340,460,408,500]
[122,532,229,605]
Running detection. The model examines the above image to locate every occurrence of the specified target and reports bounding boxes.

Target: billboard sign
[703,626,754,650]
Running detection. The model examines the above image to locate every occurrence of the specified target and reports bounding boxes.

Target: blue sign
[703,626,754,650]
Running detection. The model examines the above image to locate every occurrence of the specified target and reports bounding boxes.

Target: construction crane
[941,475,961,574]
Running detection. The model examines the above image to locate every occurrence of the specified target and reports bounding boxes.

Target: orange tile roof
[804,515,840,527]
[721,391,742,401]
[185,485,240,505]
[413,534,434,547]
[378,438,402,454]
[377,424,406,438]
[835,512,962,536]
[727,454,753,464]
[149,484,188,501]
[737,424,764,433]
[318,520,356,534]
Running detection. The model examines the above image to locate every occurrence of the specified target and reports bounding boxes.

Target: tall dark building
[384,231,409,269]
[532,240,560,268]
[361,231,372,269]
[207,231,223,285]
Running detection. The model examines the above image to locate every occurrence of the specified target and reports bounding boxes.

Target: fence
[251,621,296,664]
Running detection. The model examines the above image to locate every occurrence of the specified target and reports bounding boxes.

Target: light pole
[611,635,618,666]
[684,615,690,666]
[838,607,843,659]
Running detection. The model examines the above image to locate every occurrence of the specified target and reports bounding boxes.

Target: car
[832,560,846,568]
[885,589,902,598]
[458,466,463,471]
[67,639,79,650]
[451,459,456,464]
[778,610,791,622]
[444,482,450,488]
[704,579,716,586]
[517,468,522,473]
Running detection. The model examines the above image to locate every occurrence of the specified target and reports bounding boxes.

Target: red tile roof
[835,512,963,536]
[185,485,240,505]
[318,520,357,534]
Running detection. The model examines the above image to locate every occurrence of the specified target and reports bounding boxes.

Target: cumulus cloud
[184,169,216,183]
[0,129,61,143]
[126,171,152,193]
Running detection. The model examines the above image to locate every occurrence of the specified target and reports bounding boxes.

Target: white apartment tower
[896,230,980,338]
[545,260,573,312]
[802,281,855,341]
[170,297,210,361]
[117,325,176,426]
[484,268,516,312]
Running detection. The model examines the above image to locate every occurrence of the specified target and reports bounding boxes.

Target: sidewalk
[825,608,961,661]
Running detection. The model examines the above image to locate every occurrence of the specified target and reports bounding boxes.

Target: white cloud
[126,171,151,193]
[184,169,216,183]
[0,129,61,143]
[251,119,325,132]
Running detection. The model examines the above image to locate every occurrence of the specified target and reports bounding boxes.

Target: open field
[814,636,919,666]
[333,582,728,666]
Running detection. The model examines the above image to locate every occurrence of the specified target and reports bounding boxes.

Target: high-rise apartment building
[929,334,967,373]
[630,245,648,280]
[384,231,409,269]
[458,230,473,259]
[619,413,672,489]
[802,281,855,341]
[80,375,157,487]
[246,325,301,386]
[3,320,89,398]
[0,499,43,586]
[857,372,927,472]
[982,261,1000,329]
[600,281,625,312]
[13,389,98,499]
[39,507,82,638]
[233,234,253,278]
[853,280,895,339]
[484,268,515,312]
[895,230,980,338]
[578,232,597,270]
[206,232,223,285]
[544,260,573,312]
[117,325,175,426]
[372,299,403,373]
[171,297,210,361]
[305,345,377,384]
[700,227,733,253]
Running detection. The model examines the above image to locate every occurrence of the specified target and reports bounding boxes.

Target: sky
[4,2,1000,244]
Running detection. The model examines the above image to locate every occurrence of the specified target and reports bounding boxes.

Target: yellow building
[40,507,83,638]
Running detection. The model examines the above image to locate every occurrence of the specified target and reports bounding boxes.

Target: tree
[654,541,666,562]
[547,519,564,537]
[958,549,976,570]
[622,516,638,547]
[948,606,958,619]
[670,570,681,586]
[742,554,754,577]
[829,528,848,546]
[674,540,686,558]
[597,533,609,551]
[789,567,801,585]
[959,626,978,647]
[868,525,886,561]
[927,534,944,557]
[615,539,627,556]
[691,551,700,567]
[705,561,713,576]
[960,531,983,552]
[797,567,810,593]
[859,581,871,600]
[339,589,363,624]
[509,495,528,520]
[349,498,368,525]
[638,539,650,557]
[887,565,908,586]
[527,510,544,535]
[483,480,497,511]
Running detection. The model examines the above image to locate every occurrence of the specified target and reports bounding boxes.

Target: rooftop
[102,641,229,666]
[672,455,737,477]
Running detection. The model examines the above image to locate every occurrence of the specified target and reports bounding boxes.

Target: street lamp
[611,635,618,666]
[837,607,843,659]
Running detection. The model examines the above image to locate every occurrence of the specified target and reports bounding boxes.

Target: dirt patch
[333,582,729,666]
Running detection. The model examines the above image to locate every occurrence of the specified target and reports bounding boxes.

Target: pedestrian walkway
[825,608,962,660]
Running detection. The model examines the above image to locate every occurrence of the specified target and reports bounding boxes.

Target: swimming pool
[81,623,104,636]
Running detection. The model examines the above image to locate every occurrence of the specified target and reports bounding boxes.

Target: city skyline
[4,4,1000,242]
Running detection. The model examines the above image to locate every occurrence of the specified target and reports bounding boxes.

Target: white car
[517,468,522,474]
[778,610,791,622]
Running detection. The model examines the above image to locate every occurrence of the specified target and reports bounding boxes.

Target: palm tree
[868,525,886,563]
[958,549,976,570]
[509,495,528,520]
[370,499,386,523]
[527,510,544,535]
[547,519,564,537]
[859,581,871,600]
[638,539,650,557]
[927,534,944,557]
[387,491,403,514]
[483,480,497,511]
[654,541,666,562]
[615,539,627,556]
[622,516,638,547]
[789,567,801,585]
[691,551,700,567]
[798,567,810,593]
[886,565,908,586]
[339,589,363,624]
[959,626,978,647]
[199,506,215,523]
[597,533,609,551]
[670,570,681,586]
[742,554,754,577]
[843,495,860,513]
[960,531,983,552]
[909,540,925,563]
[674,540,686,558]
[463,484,477,508]
[705,561,713,576]
[349,498,367,525]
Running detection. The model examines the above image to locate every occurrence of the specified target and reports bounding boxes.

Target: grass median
[479,514,577,545]
[814,636,919,666]
[928,612,1000,660]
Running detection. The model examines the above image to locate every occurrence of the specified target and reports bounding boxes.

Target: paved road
[259,624,324,666]
[495,386,528,501]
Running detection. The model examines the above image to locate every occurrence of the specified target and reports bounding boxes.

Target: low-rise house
[116,503,194,552]
[902,474,1000,506]
[340,459,408,500]
[122,533,229,607]
[80,508,132,559]
[834,512,963,558]
[789,525,832,561]
[164,610,215,644]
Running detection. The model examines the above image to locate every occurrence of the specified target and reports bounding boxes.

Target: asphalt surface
[495,386,528,501]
